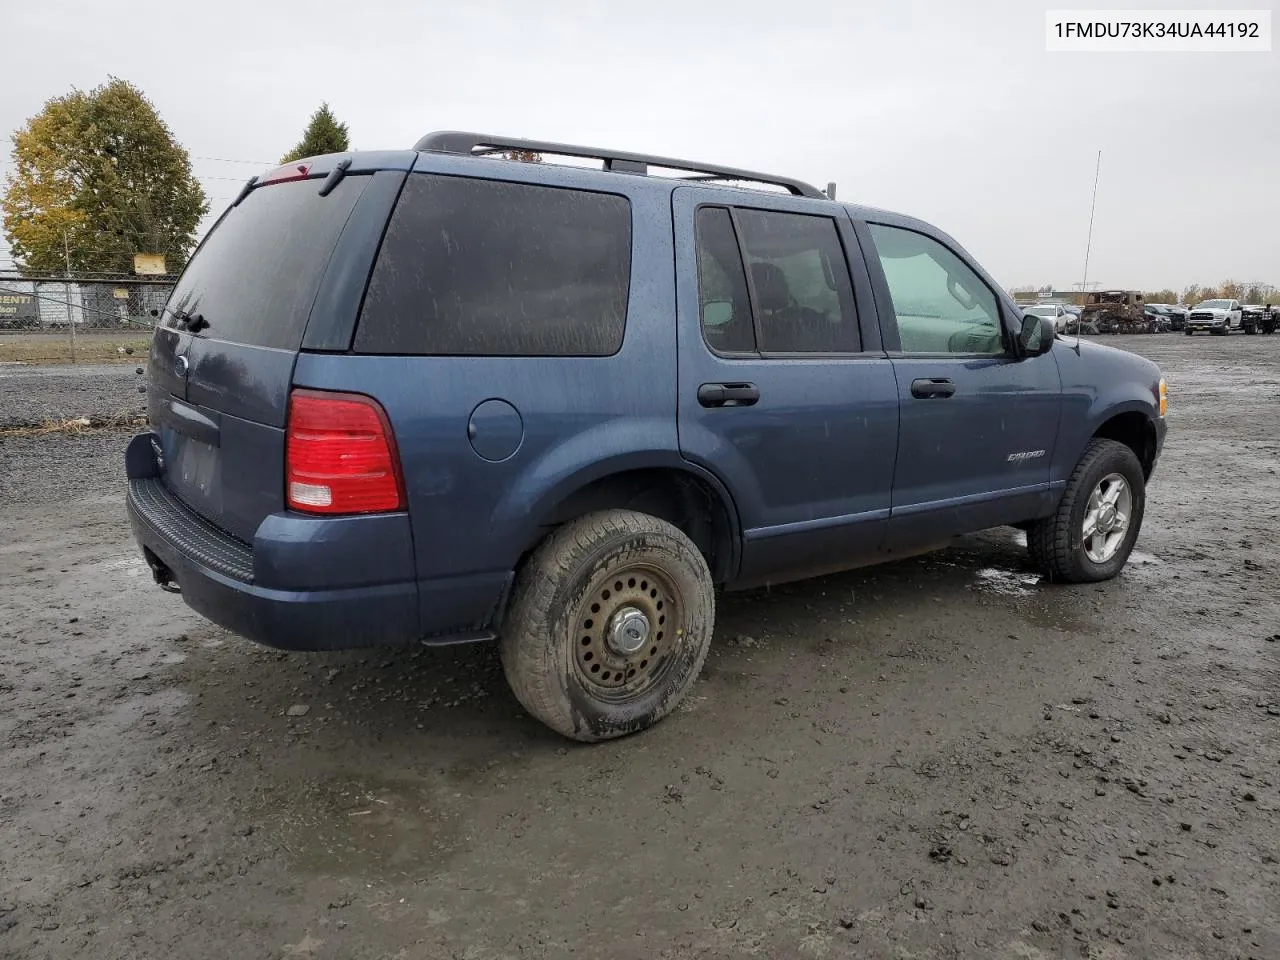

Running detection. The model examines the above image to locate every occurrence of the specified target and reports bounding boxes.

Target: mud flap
[124,432,161,480]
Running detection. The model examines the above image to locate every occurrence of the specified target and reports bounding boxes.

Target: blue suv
[126,132,1168,741]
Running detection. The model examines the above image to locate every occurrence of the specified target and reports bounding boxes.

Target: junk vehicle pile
[1074,290,1156,335]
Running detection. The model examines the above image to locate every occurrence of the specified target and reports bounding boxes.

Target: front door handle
[698,382,760,408]
[910,377,956,399]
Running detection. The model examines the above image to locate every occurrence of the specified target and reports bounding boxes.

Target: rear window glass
[164,175,367,350]
[355,174,631,356]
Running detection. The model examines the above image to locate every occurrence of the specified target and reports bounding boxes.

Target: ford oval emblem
[175,355,189,377]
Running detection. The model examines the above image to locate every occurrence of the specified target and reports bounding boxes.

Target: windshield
[1195,300,1231,309]
[1027,307,1058,317]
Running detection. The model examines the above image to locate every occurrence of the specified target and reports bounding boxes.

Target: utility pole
[63,231,77,364]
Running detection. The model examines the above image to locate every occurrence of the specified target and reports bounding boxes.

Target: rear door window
[165,175,368,350]
[693,205,860,356]
[695,207,756,354]
[735,209,860,354]
[355,175,631,356]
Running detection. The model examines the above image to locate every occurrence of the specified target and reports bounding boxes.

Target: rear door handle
[910,377,956,399]
[698,382,760,408]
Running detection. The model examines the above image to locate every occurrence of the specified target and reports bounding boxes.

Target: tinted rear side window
[695,207,756,354]
[165,175,367,350]
[735,209,860,354]
[355,175,631,356]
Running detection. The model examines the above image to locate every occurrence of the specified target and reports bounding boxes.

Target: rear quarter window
[165,175,368,350]
[354,175,631,356]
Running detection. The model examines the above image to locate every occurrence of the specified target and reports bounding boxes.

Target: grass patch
[0,331,154,365]
[0,413,147,438]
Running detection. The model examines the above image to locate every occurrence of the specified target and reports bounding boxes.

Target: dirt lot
[1,334,1278,960]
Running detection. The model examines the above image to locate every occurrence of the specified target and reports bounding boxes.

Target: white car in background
[1023,303,1072,333]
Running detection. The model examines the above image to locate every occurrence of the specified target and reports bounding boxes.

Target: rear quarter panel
[291,165,682,599]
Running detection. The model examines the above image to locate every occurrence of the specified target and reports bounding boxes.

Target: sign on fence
[133,253,167,276]
[0,283,39,326]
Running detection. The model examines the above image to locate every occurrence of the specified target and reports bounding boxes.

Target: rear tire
[1027,439,1146,583]
[500,509,715,742]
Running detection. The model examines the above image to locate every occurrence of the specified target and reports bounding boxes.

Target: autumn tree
[280,103,351,163]
[2,79,207,275]
[502,150,544,163]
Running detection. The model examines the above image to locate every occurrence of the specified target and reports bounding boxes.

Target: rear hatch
[147,167,371,542]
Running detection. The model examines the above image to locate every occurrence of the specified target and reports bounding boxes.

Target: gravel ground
[0,363,146,430]
[1,334,1278,960]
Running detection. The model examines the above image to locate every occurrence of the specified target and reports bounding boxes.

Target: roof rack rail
[413,130,827,199]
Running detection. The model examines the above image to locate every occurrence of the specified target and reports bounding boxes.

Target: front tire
[1028,439,1146,583]
[500,509,715,742]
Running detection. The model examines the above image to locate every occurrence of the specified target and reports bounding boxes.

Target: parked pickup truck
[124,132,1169,742]
[1240,304,1268,335]
[1186,299,1242,335]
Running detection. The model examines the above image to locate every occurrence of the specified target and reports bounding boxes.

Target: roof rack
[413,130,827,199]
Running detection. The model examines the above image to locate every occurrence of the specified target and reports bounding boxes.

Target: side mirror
[1018,314,1054,356]
[701,300,734,327]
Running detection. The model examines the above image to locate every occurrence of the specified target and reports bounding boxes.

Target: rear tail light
[286,389,405,514]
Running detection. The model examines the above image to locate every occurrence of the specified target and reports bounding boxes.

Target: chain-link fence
[0,274,173,330]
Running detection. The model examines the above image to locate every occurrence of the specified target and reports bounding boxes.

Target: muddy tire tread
[500,509,714,742]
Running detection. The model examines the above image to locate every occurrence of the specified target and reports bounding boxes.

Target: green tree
[2,78,207,275]
[280,103,351,163]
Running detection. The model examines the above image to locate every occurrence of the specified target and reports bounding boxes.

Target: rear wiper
[318,157,352,197]
[163,307,209,333]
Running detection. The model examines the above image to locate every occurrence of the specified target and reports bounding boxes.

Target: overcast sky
[1,0,1276,292]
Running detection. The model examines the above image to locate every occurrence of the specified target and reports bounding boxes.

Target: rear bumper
[128,478,421,650]
[124,433,507,650]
